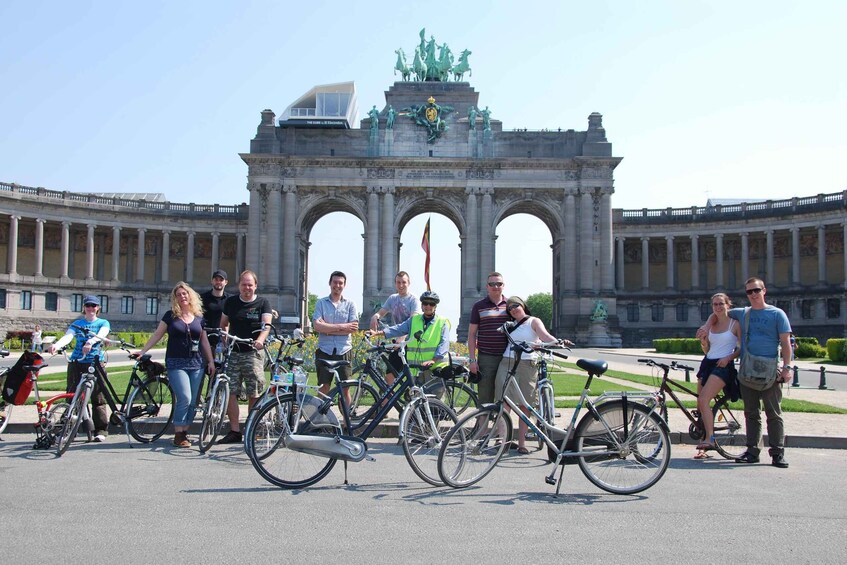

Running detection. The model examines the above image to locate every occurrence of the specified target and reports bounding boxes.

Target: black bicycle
[55,336,173,456]
[244,337,461,488]
[345,334,478,419]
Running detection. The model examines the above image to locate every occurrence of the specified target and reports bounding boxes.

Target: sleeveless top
[707,319,737,359]
[503,317,541,360]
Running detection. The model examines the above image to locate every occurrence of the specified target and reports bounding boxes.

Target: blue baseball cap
[83,295,100,306]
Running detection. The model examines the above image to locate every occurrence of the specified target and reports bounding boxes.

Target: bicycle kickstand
[121,416,134,448]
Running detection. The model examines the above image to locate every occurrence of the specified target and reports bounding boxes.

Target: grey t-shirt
[381,293,421,325]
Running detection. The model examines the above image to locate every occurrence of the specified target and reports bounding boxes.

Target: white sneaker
[93,434,107,443]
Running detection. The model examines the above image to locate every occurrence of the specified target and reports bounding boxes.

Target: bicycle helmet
[419,291,440,304]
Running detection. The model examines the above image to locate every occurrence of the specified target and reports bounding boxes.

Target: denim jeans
[168,366,204,427]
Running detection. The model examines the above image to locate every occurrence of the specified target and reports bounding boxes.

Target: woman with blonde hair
[693,292,740,459]
[136,282,215,448]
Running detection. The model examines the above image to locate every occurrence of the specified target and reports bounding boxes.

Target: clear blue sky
[2,1,844,335]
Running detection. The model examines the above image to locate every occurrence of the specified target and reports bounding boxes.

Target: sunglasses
[84,304,98,308]
[487,282,504,287]
[421,301,437,307]
[745,288,764,295]
[507,304,522,311]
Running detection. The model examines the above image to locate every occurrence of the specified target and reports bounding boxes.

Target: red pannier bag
[2,351,43,405]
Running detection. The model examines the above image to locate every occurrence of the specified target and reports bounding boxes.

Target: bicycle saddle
[576,359,608,376]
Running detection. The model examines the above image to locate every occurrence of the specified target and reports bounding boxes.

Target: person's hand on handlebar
[365,329,383,339]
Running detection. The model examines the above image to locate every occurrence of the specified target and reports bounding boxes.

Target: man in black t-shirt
[218,270,272,444]
[200,270,229,352]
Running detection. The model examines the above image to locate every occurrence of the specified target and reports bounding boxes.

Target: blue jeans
[168,366,204,427]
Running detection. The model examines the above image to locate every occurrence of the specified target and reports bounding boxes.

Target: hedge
[652,338,703,354]
[825,338,846,362]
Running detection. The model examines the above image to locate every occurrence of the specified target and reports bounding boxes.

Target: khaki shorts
[494,357,538,404]
[227,350,265,397]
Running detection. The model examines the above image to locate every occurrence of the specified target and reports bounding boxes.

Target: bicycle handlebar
[638,358,694,372]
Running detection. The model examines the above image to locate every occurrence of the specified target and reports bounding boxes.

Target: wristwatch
[781,365,792,370]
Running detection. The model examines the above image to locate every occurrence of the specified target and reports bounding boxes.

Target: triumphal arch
[243,32,621,343]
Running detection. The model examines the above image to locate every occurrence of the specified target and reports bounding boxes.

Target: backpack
[2,351,43,405]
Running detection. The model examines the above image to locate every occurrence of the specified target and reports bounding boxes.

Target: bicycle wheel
[245,393,339,489]
[712,396,746,460]
[574,401,670,495]
[126,376,174,443]
[537,383,556,450]
[440,381,478,416]
[56,387,91,456]
[330,380,379,433]
[46,401,70,433]
[400,398,458,486]
[0,403,12,435]
[437,405,512,489]
[199,379,229,453]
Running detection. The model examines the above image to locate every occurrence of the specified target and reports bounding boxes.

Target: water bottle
[271,371,282,384]
[293,367,308,386]
[214,341,223,364]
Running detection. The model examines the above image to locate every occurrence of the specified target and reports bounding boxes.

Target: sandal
[693,451,713,459]
[517,446,530,455]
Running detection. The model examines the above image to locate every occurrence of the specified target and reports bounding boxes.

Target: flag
[421,218,431,291]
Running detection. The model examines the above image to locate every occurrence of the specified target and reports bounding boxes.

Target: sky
[2,1,845,336]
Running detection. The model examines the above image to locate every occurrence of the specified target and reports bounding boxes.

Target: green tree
[308,293,318,319]
[526,292,552,328]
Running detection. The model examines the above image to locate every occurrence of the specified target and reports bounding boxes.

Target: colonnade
[2,214,245,286]
[615,222,847,291]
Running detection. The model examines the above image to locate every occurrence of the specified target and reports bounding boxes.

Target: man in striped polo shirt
[467,272,509,403]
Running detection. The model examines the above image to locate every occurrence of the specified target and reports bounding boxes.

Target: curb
[4,421,845,450]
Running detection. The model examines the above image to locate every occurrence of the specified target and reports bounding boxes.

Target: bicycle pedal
[365,455,376,462]
[544,475,557,486]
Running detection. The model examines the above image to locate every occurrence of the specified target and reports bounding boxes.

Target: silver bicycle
[437,329,671,495]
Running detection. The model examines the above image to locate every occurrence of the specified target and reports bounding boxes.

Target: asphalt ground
[0,434,844,564]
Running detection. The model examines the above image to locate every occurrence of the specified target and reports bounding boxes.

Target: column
[365,187,381,294]
[562,191,577,293]
[34,218,45,277]
[843,222,847,289]
[665,235,675,289]
[186,231,195,284]
[160,229,170,283]
[480,188,495,280]
[211,232,220,276]
[765,229,774,284]
[236,232,245,275]
[600,190,614,291]
[136,228,146,283]
[380,187,396,288]
[266,184,282,288]
[463,187,479,293]
[246,182,262,273]
[60,221,70,279]
[578,189,594,290]
[817,225,827,284]
[281,185,298,292]
[690,234,699,290]
[6,215,20,275]
[790,227,800,285]
[740,232,750,283]
[111,226,121,282]
[86,224,96,280]
[641,237,649,289]
[615,236,625,291]
[715,233,724,288]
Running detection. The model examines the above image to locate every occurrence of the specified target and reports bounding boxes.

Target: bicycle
[244,337,460,488]
[54,337,174,456]
[437,330,671,496]
[345,334,478,419]
[0,350,78,448]
[637,358,745,460]
[197,330,255,453]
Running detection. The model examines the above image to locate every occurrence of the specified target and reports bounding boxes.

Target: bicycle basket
[2,351,43,405]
